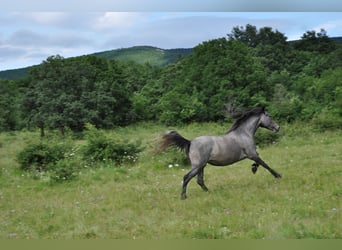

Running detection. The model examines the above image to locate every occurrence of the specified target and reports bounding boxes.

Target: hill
[0,67,32,80]
[1,36,341,80]
[93,46,192,66]
[332,36,342,44]
[288,36,342,46]
[0,46,193,80]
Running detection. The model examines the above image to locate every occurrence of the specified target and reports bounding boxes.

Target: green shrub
[49,159,80,182]
[17,140,73,172]
[82,124,143,166]
[312,109,342,131]
[17,138,80,182]
[255,129,281,147]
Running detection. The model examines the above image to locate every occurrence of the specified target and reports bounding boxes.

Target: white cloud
[7,28,93,49]
[25,12,69,25]
[8,29,44,46]
[5,12,70,28]
[92,12,143,30]
[0,46,26,61]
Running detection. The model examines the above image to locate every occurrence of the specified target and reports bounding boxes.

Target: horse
[160,107,282,199]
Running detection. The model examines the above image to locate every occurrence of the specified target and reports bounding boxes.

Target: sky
[1,10,342,70]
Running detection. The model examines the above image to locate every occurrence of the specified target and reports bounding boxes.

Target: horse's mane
[227,107,265,133]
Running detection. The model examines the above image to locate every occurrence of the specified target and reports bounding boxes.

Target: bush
[49,159,80,182]
[16,138,79,183]
[82,124,143,166]
[255,129,281,147]
[312,109,342,131]
[17,139,73,172]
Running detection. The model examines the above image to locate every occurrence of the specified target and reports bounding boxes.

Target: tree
[0,80,19,131]
[227,24,259,47]
[228,24,292,72]
[227,24,288,48]
[133,37,271,123]
[21,79,47,137]
[24,55,89,135]
[293,29,337,53]
[22,55,134,135]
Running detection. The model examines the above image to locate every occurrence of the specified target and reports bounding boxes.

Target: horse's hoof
[181,194,187,200]
[275,173,282,178]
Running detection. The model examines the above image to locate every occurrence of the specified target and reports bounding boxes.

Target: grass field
[0,122,341,239]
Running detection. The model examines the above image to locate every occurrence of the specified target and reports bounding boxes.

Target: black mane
[227,107,265,133]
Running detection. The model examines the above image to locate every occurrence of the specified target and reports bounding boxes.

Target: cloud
[8,29,44,47]
[0,46,27,62]
[0,26,96,70]
[99,13,298,49]
[100,14,231,49]
[7,28,93,48]
[23,12,69,25]
[2,12,70,28]
[92,12,144,30]
[313,19,342,35]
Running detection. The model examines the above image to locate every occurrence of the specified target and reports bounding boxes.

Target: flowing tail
[160,130,191,155]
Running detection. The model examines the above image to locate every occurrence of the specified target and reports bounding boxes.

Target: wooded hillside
[1,24,341,134]
[0,46,192,80]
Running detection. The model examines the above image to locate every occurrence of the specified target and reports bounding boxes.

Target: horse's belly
[208,158,241,166]
[208,151,245,166]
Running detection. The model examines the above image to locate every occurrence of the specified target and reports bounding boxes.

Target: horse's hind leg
[197,167,209,192]
[181,165,208,199]
[181,169,196,199]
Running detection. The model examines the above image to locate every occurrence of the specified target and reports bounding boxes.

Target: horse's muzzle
[273,125,280,133]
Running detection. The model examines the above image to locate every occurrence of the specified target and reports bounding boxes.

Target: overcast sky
[1,12,342,70]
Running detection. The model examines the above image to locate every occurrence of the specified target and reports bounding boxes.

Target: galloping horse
[160,107,282,199]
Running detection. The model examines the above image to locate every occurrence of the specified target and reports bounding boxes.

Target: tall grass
[0,123,341,239]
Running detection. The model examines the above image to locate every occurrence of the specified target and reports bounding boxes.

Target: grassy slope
[93,46,192,67]
[0,123,341,239]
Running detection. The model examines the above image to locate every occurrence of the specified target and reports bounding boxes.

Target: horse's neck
[235,116,260,137]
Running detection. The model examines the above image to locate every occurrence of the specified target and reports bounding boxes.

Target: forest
[1,24,342,134]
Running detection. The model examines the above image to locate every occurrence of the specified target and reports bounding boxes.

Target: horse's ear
[261,106,266,112]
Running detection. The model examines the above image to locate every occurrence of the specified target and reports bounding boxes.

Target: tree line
[1,24,341,134]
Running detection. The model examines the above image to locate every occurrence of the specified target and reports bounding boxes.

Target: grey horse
[160,107,282,199]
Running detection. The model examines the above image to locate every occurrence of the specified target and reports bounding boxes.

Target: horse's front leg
[251,162,259,174]
[250,155,281,178]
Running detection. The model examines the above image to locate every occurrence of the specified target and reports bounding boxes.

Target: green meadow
[0,122,341,239]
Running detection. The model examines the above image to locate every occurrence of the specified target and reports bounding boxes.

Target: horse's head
[259,110,280,133]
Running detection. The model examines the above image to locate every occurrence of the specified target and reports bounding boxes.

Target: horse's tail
[160,130,191,155]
